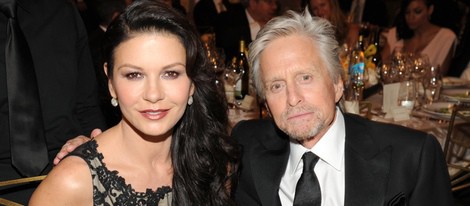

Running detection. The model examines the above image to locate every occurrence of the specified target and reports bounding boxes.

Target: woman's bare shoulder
[29,156,92,205]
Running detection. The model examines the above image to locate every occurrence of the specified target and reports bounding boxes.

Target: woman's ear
[104,63,116,98]
[190,82,195,96]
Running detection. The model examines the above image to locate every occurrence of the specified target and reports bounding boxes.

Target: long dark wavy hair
[102,1,239,205]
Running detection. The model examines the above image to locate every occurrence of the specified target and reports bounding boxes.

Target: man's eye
[270,82,284,93]
[298,74,313,83]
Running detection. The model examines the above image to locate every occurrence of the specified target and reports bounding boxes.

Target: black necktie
[293,152,321,206]
[1,0,49,176]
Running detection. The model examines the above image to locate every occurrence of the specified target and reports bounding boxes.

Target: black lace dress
[67,140,172,205]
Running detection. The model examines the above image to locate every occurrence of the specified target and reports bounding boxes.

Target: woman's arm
[29,156,93,205]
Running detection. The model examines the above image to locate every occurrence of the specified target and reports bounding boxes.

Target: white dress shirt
[213,0,227,13]
[279,108,346,206]
[245,9,260,41]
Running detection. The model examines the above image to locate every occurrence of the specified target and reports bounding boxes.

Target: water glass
[397,80,416,110]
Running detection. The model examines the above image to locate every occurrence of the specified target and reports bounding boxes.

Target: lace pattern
[68,140,172,205]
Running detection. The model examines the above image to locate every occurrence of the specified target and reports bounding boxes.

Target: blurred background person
[301,0,356,47]
[193,0,233,35]
[88,0,126,128]
[461,61,470,81]
[381,0,457,75]
[215,0,279,62]
[338,0,388,28]
[0,0,107,204]
[157,0,187,15]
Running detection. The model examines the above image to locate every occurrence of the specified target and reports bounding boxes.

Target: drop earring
[111,98,118,107]
[188,96,193,105]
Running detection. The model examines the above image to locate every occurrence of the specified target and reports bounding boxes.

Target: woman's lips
[140,109,169,120]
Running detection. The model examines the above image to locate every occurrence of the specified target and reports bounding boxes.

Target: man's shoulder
[231,118,288,146]
[344,113,432,148]
[232,119,274,139]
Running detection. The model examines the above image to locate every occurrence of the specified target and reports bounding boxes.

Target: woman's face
[309,0,332,20]
[107,33,194,138]
[405,0,432,30]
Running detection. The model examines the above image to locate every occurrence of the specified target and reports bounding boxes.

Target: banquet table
[365,92,450,147]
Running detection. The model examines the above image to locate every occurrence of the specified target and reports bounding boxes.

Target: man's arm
[409,134,453,205]
[53,129,102,165]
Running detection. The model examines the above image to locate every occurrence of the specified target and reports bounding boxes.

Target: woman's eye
[162,71,180,79]
[125,72,142,79]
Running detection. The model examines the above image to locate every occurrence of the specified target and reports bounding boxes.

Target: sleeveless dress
[67,140,172,205]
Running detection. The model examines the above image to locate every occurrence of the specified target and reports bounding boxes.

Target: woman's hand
[53,128,102,165]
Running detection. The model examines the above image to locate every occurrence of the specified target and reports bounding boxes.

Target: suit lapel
[251,125,290,206]
[344,114,392,206]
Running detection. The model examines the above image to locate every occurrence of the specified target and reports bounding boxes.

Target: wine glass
[424,66,443,104]
[390,51,412,82]
[409,53,430,107]
[223,63,242,107]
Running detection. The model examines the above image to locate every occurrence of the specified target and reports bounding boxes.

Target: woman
[29,1,238,205]
[301,0,358,47]
[382,0,456,75]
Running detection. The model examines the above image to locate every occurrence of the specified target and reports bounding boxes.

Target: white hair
[248,9,344,97]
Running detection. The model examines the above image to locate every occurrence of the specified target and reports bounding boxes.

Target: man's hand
[53,128,102,165]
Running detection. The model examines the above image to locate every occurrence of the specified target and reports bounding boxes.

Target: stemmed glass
[423,66,443,104]
[223,62,242,107]
[391,51,411,82]
[409,53,430,108]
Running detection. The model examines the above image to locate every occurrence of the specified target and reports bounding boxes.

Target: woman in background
[30,1,238,205]
[381,0,456,75]
[301,0,359,47]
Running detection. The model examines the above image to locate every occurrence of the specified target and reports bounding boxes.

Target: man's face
[259,34,343,143]
[250,0,278,25]
[309,0,332,20]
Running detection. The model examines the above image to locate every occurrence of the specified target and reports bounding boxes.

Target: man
[232,10,453,205]
[193,0,232,35]
[215,0,278,62]
[88,0,125,127]
[0,0,107,203]
[338,0,388,27]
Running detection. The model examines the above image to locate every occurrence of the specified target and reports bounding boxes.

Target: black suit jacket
[0,0,106,160]
[215,3,252,63]
[232,113,453,205]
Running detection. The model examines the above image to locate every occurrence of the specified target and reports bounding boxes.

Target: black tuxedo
[0,0,106,203]
[214,3,252,63]
[88,27,121,127]
[232,113,453,205]
[193,0,233,34]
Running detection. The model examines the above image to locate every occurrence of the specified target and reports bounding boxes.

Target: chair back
[0,175,46,206]
[444,102,470,192]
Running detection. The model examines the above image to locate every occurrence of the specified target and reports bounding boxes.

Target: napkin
[383,82,400,118]
[239,95,256,111]
[224,84,235,104]
[344,100,360,114]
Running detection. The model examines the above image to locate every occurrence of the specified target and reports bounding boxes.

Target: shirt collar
[245,9,256,25]
[288,107,346,174]
[245,9,261,40]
